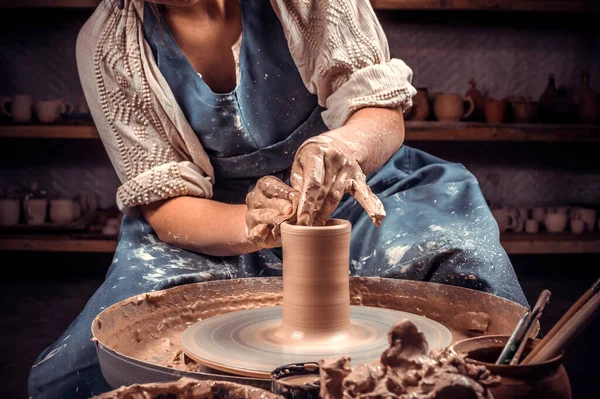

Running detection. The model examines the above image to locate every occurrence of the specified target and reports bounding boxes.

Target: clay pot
[573,71,600,124]
[544,213,568,233]
[512,101,538,123]
[485,98,507,124]
[452,335,572,399]
[405,88,430,121]
[433,93,475,122]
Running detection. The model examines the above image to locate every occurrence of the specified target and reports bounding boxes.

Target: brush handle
[528,292,600,364]
[522,279,598,364]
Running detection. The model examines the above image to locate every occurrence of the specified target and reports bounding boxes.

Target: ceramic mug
[0,199,20,226]
[570,219,585,234]
[525,219,539,234]
[570,207,597,232]
[23,198,47,225]
[484,98,507,124]
[49,199,78,225]
[512,101,538,123]
[491,208,519,233]
[433,94,475,122]
[1,94,33,123]
[544,213,568,233]
[35,99,74,123]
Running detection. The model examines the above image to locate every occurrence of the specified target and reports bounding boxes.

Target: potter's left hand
[291,134,386,227]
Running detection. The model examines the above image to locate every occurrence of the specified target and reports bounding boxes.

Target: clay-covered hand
[291,134,386,227]
[245,176,300,248]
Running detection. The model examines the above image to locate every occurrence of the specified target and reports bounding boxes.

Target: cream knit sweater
[76,0,416,213]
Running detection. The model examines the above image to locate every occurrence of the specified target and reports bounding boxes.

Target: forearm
[325,107,405,175]
[141,196,259,257]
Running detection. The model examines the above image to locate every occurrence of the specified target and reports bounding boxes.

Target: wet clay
[276,219,352,340]
[91,376,282,399]
[279,374,321,386]
[319,320,500,399]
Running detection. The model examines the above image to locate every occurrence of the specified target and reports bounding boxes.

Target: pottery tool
[525,280,600,365]
[495,309,531,365]
[509,289,551,365]
[522,277,599,364]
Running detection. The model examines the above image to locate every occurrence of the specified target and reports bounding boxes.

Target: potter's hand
[245,176,299,248]
[291,135,386,227]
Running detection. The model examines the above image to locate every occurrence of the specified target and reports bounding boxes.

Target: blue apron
[29,1,527,397]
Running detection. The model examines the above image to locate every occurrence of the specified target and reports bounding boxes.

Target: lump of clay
[320,320,499,399]
[90,377,283,399]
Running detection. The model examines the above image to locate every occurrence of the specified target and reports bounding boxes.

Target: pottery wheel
[181,305,452,378]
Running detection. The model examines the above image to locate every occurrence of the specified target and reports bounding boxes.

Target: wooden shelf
[0,124,99,139]
[2,122,599,142]
[0,0,101,7]
[371,0,600,13]
[0,232,597,255]
[0,234,117,253]
[404,122,600,142]
[500,233,600,255]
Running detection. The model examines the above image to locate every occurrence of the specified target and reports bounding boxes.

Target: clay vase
[433,93,475,122]
[452,335,571,399]
[277,219,351,341]
[465,78,486,121]
[538,74,558,123]
[405,88,430,121]
[573,71,600,125]
[484,98,507,124]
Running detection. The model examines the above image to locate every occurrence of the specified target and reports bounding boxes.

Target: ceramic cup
[35,99,74,123]
[49,199,78,225]
[544,213,568,233]
[23,198,47,225]
[525,219,539,234]
[531,207,546,223]
[484,98,507,124]
[0,199,20,226]
[1,94,33,123]
[433,93,475,122]
[570,207,597,232]
[512,101,538,123]
[491,208,519,233]
[570,219,585,234]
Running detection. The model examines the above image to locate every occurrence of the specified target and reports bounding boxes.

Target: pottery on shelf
[433,93,475,122]
[512,101,538,123]
[572,71,600,125]
[465,79,486,121]
[404,87,430,121]
[484,98,507,124]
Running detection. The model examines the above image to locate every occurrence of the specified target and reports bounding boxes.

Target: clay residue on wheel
[319,319,500,399]
[91,376,283,399]
[91,278,528,379]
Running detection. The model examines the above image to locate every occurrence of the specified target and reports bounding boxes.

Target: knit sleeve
[270,0,417,129]
[76,2,214,214]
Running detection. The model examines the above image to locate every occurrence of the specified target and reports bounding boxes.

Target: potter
[29,1,527,398]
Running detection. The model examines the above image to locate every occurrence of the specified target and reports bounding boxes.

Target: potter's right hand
[245,176,300,249]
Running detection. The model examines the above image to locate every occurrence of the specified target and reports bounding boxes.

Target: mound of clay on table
[319,319,500,399]
[90,377,283,399]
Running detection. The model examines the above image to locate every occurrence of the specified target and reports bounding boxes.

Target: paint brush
[495,309,532,365]
[509,289,551,365]
[526,289,600,364]
[522,277,600,365]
